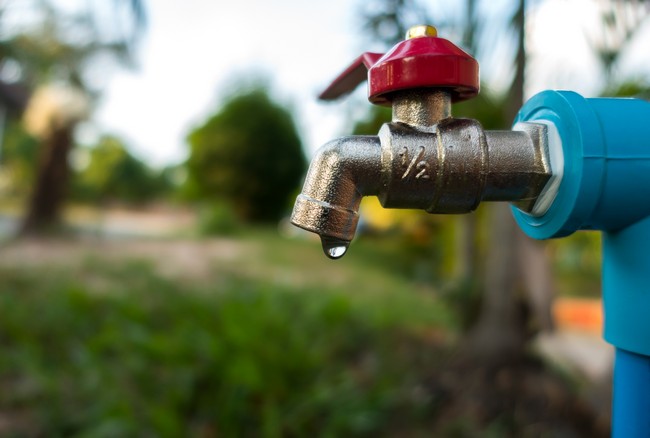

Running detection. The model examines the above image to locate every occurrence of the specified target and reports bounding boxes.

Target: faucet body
[292,27,556,255]
[291,90,554,251]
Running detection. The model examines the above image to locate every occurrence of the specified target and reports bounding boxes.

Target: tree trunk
[451,0,481,307]
[507,0,555,334]
[468,204,528,361]
[454,213,477,285]
[20,123,74,235]
[467,0,555,362]
[518,229,555,332]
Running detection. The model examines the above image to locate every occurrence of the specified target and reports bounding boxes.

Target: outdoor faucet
[291,25,559,259]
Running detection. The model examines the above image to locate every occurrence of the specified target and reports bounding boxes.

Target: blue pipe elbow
[512,90,650,355]
[512,90,650,239]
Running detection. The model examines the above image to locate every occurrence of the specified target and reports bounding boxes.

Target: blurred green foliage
[548,232,602,298]
[0,227,604,436]
[0,126,174,207]
[185,87,306,224]
[1,0,145,93]
[359,0,431,48]
[0,250,450,436]
[197,199,241,236]
[351,106,392,135]
[72,135,172,205]
[0,120,39,198]
[601,79,650,99]
[454,93,509,129]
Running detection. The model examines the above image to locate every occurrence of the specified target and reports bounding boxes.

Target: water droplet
[320,236,350,260]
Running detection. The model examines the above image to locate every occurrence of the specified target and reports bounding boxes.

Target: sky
[93,0,650,167]
[95,0,359,166]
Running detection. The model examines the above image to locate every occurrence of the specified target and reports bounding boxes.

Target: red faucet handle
[320,25,480,106]
[319,52,384,101]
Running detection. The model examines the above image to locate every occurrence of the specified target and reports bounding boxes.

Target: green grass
[0,233,455,437]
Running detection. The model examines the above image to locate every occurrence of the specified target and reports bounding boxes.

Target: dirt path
[0,237,256,282]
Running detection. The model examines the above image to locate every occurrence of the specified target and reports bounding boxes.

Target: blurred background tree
[353,0,556,358]
[0,0,146,235]
[352,0,650,365]
[360,0,432,48]
[539,0,650,316]
[72,135,170,205]
[587,0,650,85]
[464,0,558,362]
[185,86,306,226]
[0,0,643,434]
[0,119,39,199]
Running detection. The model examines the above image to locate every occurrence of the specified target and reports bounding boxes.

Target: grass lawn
[0,230,457,436]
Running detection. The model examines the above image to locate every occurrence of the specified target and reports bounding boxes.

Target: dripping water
[320,236,350,259]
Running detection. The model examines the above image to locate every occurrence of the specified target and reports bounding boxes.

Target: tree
[457,0,558,363]
[360,0,432,48]
[21,83,88,233]
[355,0,557,361]
[587,0,650,83]
[0,119,39,198]
[470,0,650,362]
[73,135,169,204]
[185,87,306,223]
[0,0,146,235]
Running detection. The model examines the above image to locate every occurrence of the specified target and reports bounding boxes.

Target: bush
[197,201,240,236]
[0,261,446,436]
[185,87,306,223]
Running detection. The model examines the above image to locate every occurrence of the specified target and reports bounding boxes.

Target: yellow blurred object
[360,197,436,239]
[360,197,395,231]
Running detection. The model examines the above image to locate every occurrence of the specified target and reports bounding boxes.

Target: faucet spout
[291,135,382,255]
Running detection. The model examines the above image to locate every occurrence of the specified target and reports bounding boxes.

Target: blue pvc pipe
[511,91,650,436]
[613,348,650,437]
[512,91,650,356]
[603,215,650,355]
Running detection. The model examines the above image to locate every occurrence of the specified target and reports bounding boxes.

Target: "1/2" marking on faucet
[401,146,430,180]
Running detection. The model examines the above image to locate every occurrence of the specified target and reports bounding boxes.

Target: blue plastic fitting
[512,90,650,356]
[512,90,650,435]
